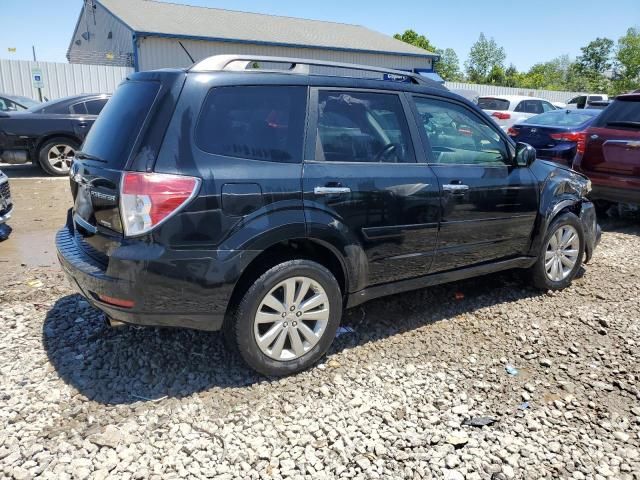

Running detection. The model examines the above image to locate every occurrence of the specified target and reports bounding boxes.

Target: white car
[478,95,557,130]
[565,94,609,109]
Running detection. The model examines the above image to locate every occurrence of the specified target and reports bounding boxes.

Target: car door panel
[303,88,440,289]
[411,95,538,272]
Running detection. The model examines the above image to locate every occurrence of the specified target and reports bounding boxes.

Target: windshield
[523,110,599,127]
[478,97,510,111]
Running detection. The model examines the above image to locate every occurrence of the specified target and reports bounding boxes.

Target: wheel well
[225,239,347,318]
[34,134,81,157]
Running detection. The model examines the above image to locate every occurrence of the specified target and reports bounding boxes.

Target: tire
[225,259,342,376]
[529,212,585,291]
[38,137,79,176]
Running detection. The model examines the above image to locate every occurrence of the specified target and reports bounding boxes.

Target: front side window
[413,96,508,165]
[316,91,415,163]
[196,86,306,163]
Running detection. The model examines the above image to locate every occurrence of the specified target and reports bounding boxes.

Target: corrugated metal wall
[137,36,433,75]
[445,81,586,104]
[0,59,133,100]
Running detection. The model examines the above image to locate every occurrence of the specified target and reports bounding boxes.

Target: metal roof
[97,0,436,58]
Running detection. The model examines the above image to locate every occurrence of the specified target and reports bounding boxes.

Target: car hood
[531,159,590,197]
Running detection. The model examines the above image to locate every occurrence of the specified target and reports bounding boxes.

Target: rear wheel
[38,138,79,176]
[226,259,342,376]
[529,212,585,290]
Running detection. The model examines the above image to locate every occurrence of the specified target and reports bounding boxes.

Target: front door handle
[443,184,470,193]
[314,186,351,195]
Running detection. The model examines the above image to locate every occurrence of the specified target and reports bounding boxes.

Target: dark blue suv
[57,55,600,376]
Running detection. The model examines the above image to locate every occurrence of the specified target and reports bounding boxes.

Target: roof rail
[189,54,442,87]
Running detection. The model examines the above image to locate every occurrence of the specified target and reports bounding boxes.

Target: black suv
[57,55,600,376]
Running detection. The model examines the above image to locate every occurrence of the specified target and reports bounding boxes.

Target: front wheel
[529,212,585,290]
[226,260,342,376]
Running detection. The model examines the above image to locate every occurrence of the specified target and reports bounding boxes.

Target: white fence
[445,81,586,104]
[0,59,133,101]
[0,58,586,105]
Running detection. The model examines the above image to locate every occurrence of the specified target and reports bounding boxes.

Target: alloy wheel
[47,144,75,173]
[545,225,580,282]
[253,276,330,361]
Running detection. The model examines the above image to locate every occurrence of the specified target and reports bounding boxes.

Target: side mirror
[515,142,536,167]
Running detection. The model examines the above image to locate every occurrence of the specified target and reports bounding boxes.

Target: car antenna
[178,41,195,64]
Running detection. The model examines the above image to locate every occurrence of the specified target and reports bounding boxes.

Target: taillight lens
[507,127,519,137]
[120,172,201,237]
[491,112,511,120]
[550,131,587,154]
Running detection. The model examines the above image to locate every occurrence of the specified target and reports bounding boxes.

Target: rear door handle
[314,186,351,195]
[443,184,470,193]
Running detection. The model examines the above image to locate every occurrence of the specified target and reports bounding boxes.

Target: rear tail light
[507,127,519,137]
[550,131,588,154]
[120,172,201,237]
[491,112,511,120]
[96,294,135,308]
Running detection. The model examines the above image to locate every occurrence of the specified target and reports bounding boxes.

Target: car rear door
[410,94,538,272]
[302,88,440,289]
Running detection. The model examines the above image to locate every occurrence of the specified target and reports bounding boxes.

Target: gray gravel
[1,218,640,479]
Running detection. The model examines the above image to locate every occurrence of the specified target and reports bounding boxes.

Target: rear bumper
[590,184,640,205]
[55,213,245,331]
[580,201,601,263]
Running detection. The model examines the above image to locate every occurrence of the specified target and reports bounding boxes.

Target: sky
[1,0,638,71]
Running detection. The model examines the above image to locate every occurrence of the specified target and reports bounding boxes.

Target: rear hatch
[70,70,186,260]
[581,95,640,177]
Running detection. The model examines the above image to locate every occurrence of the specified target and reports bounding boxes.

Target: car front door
[303,88,440,289]
[411,95,539,272]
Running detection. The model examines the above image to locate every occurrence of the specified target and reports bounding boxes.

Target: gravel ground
[1,176,639,479]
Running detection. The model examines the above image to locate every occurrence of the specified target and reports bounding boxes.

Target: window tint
[70,102,88,114]
[593,97,640,129]
[316,91,415,163]
[523,110,599,127]
[414,96,508,165]
[0,98,22,112]
[196,86,306,163]
[567,97,578,104]
[478,97,510,111]
[515,100,544,114]
[85,99,107,115]
[82,81,159,168]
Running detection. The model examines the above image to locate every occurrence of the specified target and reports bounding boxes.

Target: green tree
[393,29,437,53]
[465,33,506,83]
[612,27,640,94]
[504,64,520,87]
[435,48,462,81]
[519,56,573,90]
[487,65,506,85]
[572,37,614,92]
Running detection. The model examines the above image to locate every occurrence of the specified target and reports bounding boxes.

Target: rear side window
[70,102,88,114]
[85,99,107,115]
[515,100,543,114]
[478,97,510,110]
[196,86,306,163]
[593,98,640,129]
[316,91,415,163]
[81,81,159,168]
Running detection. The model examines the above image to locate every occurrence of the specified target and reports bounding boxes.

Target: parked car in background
[508,109,601,166]
[0,94,110,176]
[0,169,12,226]
[478,95,557,130]
[585,100,611,110]
[573,93,640,208]
[57,55,600,376]
[450,88,479,104]
[566,94,609,110]
[0,94,41,112]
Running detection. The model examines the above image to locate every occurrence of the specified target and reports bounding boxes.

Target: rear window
[523,110,599,127]
[478,97,510,111]
[196,86,306,163]
[81,81,159,167]
[593,97,640,129]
